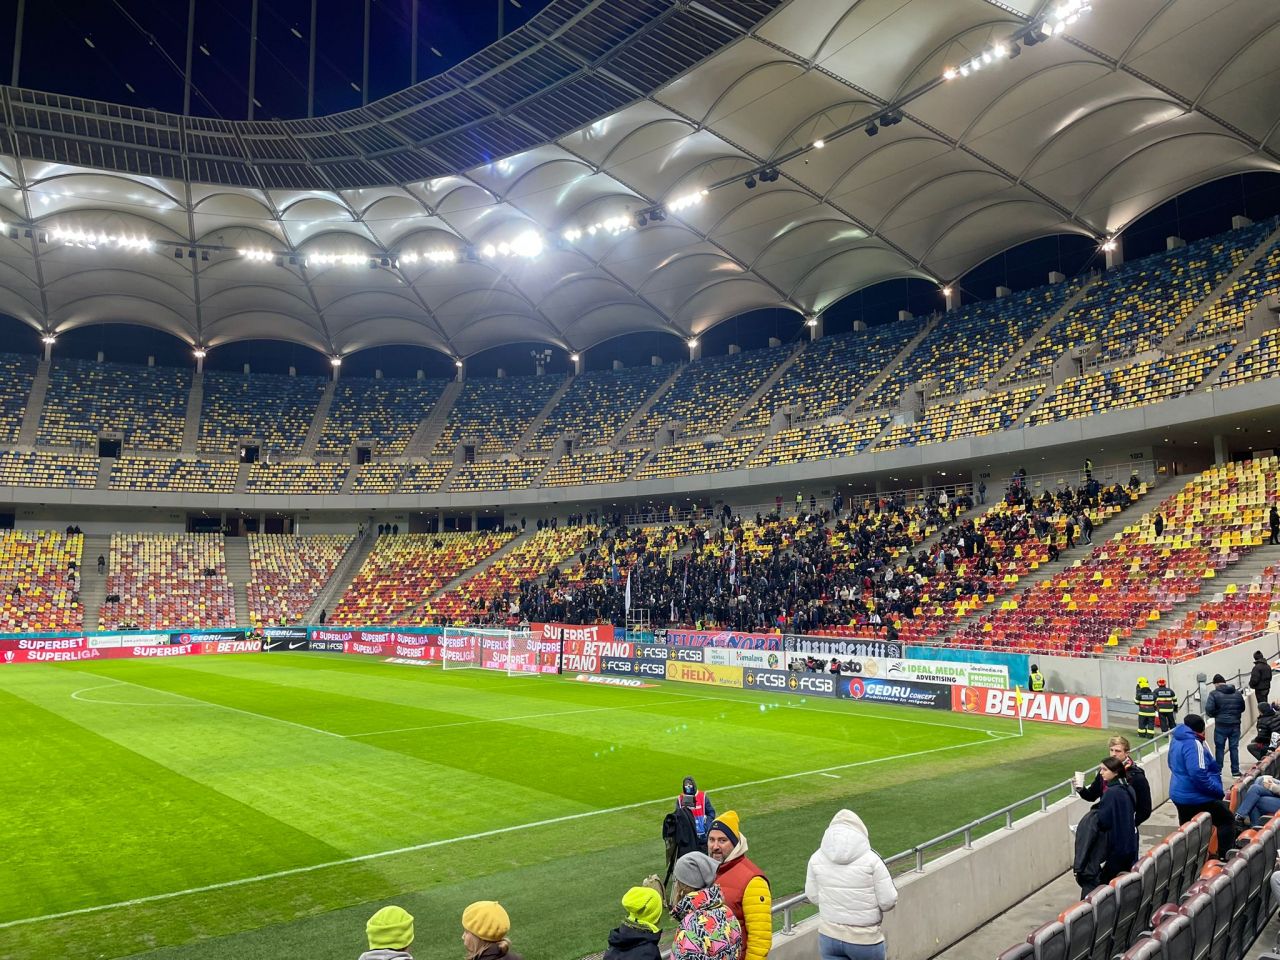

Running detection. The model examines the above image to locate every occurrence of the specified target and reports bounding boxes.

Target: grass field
[0,653,1115,960]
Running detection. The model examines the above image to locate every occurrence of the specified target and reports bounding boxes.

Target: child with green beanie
[360,905,414,960]
[604,882,664,960]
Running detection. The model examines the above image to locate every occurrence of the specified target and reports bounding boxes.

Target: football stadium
[0,1,1278,959]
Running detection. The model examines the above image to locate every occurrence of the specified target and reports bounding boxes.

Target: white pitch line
[72,672,346,740]
[71,682,202,708]
[818,772,841,779]
[0,733,1013,930]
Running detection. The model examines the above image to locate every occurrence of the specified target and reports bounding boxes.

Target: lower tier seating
[0,530,84,633]
[246,534,352,627]
[99,533,235,630]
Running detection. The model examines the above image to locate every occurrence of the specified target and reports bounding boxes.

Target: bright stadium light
[49,226,152,252]
[193,348,207,359]
[239,247,275,263]
[41,334,56,345]
[330,356,342,367]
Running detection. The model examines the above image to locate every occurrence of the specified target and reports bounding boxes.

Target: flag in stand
[624,570,632,615]
[729,544,737,587]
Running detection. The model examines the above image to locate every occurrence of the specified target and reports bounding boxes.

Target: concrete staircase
[299,381,335,459]
[16,360,50,447]
[305,530,375,623]
[513,373,574,455]
[95,458,114,490]
[78,533,113,631]
[720,341,806,435]
[1163,220,1280,348]
[1009,379,1056,426]
[404,380,463,459]
[844,317,937,416]
[406,529,534,620]
[235,461,251,494]
[610,364,685,446]
[987,277,1099,390]
[181,371,203,454]
[223,536,252,627]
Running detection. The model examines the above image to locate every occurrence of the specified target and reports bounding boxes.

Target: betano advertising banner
[951,685,1104,728]
[838,676,952,710]
[664,661,745,687]
[560,637,635,674]
[663,630,783,650]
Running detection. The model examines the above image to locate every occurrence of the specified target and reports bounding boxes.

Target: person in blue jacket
[1169,714,1234,853]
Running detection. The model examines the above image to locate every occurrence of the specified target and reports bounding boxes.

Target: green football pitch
[0,653,1114,960]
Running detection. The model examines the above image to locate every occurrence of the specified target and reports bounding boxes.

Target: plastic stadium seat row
[0,352,36,444]
[636,434,762,480]
[529,366,672,452]
[199,371,327,456]
[40,357,190,450]
[433,374,564,457]
[350,462,407,494]
[739,324,917,430]
[1027,343,1233,426]
[1184,222,1280,340]
[246,533,353,627]
[399,460,453,494]
[317,377,449,456]
[542,448,646,487]
[873,386,1042,450]
[330,531,515,625]
[1131,566,1278,660]
[0,451,97,488]
[245,462,348,495]
[449,457,548,492]
[747,416,889,468]
[868,282,1076,407]
[0,530,84,632]
[100,532,235,630]
[109,457,239,493]
[1215,328,1280,390]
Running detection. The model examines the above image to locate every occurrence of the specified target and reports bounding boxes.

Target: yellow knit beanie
[462,901,510,941]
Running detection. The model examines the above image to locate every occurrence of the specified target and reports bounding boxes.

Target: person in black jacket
[1075,757,1139,897]
[1205,674,1247,777]
[1250,651,1272,706]
[604,885,663,960]
[1078,736,1152,825]
[1249,701,1280,762]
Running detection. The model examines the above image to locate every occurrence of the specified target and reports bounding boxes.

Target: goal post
[440,627,542,675]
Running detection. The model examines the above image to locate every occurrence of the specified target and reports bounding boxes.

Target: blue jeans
[1235,781,1280,826]
[819,935,886,960]
[1215,725,1241,774]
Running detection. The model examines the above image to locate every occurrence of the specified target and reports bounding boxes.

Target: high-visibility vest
[1135,687,1157,716]
[1155,686,1176,713]
[1029,672,1046,691]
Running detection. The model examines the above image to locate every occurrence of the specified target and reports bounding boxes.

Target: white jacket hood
[805,809,898,933]
[820,809,871,865]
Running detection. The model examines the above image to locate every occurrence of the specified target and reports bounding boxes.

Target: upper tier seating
[528,366,671,451]
[350,462,405,494]
[1215,328,1280,390]
[199,371,326,456]
[1183,226,1280,340]
[542,448,646,487]
[866,283,1076,407]
[246,534,352,627]
[317,377,448,456]
[427,526,595,622]
[738,325,916,430]
[450,458,547,492]
[874,387,1042,450]
[1027,343,1232,426]
[331,531,514,625]
[109,457,238,493]
[100,533,235,630]
[432,375,563,457]
[0,353,36,444]
[636,434,761,480]
[246,462,347,495]
[0,530,83,632]
[625,348,784,442]
[39,357,189,450]
[0,451,97,488]
[399,460,451,493]
[1005,221,1273,381]
[747,416,889,468]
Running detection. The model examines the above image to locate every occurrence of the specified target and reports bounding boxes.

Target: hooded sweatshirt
[603,922,662,960]
[804,810,898,944]
[1168,724,1224,805]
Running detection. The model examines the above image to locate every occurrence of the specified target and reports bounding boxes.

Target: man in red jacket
[707,810,772,960]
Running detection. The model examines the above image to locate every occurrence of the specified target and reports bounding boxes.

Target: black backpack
[661,804,701,888]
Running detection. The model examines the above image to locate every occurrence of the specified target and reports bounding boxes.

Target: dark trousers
[1138,714,1155,737]
[1158,711,1175,733]
[1215,725,1242,776]
[1174,800,1234,856]
[1248,740,1269,762]
[1256,686,1270,706]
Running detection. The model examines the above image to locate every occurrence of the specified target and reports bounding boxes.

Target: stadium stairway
[845,316,937,414]
[987,277,1099,390]
[609,363,685,446]
[181,371,203,454]
[512,373,574,455]
[304,528,375,623]
[402,380,462,459]
[719,341,806,436]
[298,381,335,459]
[78,532,112,629]
[408,528,537,620]
[15,359,49,447]
[95,457,113,490]
[223,536,252,627]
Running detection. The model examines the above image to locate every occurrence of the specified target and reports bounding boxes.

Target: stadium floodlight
[41,334,56,346]
[192,348,206,359]
[634,211,648,229]
[864,121,879,137]
[805,317,818,327]
[1101,237,1118,252]
[239,247,275,263]
[454,359,463,367]
[569,353,580,362]
[687,338,699,348]
[812,138,825,148]
[509,230,544,258]
[745,175,757,189]
[666,189,707,213]
[330,356,342,367]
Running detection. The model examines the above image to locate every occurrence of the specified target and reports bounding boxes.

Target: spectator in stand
[706,811,771,960]
[1084,756,1139,892]
[603,884,664,960]
[461,901,522,960]
[977,480,987,505]
[804,809,898,960]
[1250,650,1272,705]
[360,906,414,960]
[1077,736,1152,825]
[1248,702,1280,762]
[1169,714,1233,854]
[1205,673,1246,777]
[1154,512,1166,538]
[1271,503,1280,545]
[1233,774,1280,828]
[670,852,742,960]
[97,553,106,574]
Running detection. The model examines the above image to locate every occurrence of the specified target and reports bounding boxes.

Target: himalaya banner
[787,634,904,659]
[703,647,788,670]
[663,630,783,650]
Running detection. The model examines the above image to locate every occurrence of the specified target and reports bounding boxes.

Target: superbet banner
[952,685,1104,728]
[1,639,256,665]
[532,622,615,645]
[560,637,635,674]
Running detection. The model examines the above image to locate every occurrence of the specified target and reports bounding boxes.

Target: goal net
[441,627,544,676]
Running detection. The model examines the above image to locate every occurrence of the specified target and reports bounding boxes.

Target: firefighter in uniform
[1028,665,1046,692]
[1134,677,1157,738]
[1155,679,1177,733]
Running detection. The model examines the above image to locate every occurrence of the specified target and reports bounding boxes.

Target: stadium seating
[450,457,547,492]
[738,324,916,429]
[246,533,352,626]
[0,530,84,632]
[99,532,235,630]
[432,375,563,457]
[399,460,451,493]
[0,352,36,444]
[245,462,347,495]
[636,434,761,480]
[1183,226,1280,340]
[1215,329,1280,390]
[541,448,646,487]
[1006,222,1273,380]
[39,357,190,451]
[0,451,97,488]
[1027,344,1233,426]
[747,416,889,468]
[316,377,448,456]
[866,283,1076,408]
[330,531,514,625]
[528,366,671,451]
[349,462,405,494]
[1131,565,1278,659]
[109,457,239,493]
[199,371,326,456]
[874,387,1042,450]
[625,348,784,442]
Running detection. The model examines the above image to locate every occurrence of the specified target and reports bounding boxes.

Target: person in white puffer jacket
[804,809,898,960]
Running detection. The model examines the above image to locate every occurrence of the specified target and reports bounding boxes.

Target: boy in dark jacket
[1205,674,1246,776]
[1249,701,1280,761]
[1077,735,1152,825]
[604,885,664,960]
[1250,651,1272,705]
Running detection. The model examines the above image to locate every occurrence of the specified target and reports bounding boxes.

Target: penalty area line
[0,733,1011,930]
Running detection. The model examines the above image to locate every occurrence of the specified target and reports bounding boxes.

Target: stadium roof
[0,0,1277,360]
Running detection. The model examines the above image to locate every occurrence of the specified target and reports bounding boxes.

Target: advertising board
[703,647,787,670]
[664,661,744,688]
[838,676,951,710]
[742,669,839,697]
[560,638,635,674]
[664,630,783,650]
[787,634,904,658]
[263,627,309,651]
[952,686,1104,728]
[532,622,615,645]
[886,658,1011,689]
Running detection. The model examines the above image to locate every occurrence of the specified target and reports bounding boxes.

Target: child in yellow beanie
[461,901,523,960]
[361,905,414,960]
[604,884,664,959]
